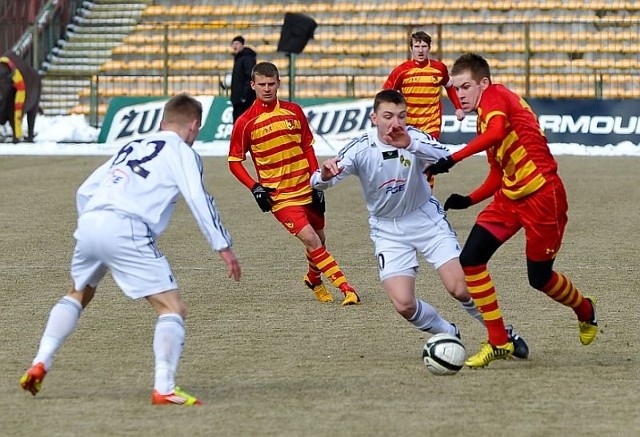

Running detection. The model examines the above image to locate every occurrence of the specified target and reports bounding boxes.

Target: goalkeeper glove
[426,156,456,176]
[251,183,276,212]
[443,194,472,211]
[311,189,326,214]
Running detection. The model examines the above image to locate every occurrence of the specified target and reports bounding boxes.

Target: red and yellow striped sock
[308,246,348,290]
[540,271,592,321]
[463,265,509,346]
[305,251,322,285]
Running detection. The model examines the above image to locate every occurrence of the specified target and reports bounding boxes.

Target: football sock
[308,246,348,289]
[460,298,484,325]
[463,265,509,346]
[305,250,322,285]
[33,295,83,370]
[540,271,593,321]
[153,313,186,395]
[409,299,456,335]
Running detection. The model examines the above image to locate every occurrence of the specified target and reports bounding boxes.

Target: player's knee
[447,283,470,302]
[460,225,501,267]
[394,298,417,319]
[527,259,554,290]
[459,247,482,268]
[173,300,187,319]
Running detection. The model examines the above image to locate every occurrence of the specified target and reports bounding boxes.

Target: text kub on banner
[277,13,317,54]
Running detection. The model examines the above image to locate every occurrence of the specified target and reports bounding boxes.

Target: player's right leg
[104,214,201,406]
[382,274,458,336]
[458,224,515,367]
[146,292,201,406]
[21,212,107,395]
[275,206,360,305]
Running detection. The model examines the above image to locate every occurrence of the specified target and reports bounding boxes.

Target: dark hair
[163,93,203,125]
[410,31,431,47]
[232,35,245,45]
[251,61,279,81]
[374,89,406,111]
[451,53,492,83]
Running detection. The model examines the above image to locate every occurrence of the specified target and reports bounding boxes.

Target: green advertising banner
[99,96,343,144]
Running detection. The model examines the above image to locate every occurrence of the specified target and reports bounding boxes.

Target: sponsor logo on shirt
[379,178,407,195]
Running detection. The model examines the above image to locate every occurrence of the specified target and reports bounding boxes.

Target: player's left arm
[403,128,450,164]
[177,148,234,252]
[296,106,319,174]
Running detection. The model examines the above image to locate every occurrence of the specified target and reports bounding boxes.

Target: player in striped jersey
[311,89,529,353]
[20,94,241,405]
[228,62,360,306]
[384,31,465,190]
[427,53,598,368]
[383,31,465,140]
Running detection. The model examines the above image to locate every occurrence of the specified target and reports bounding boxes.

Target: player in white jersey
[311,90,529,357]
[20,94,241,405]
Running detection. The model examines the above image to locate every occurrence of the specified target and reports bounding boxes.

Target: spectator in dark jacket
[230,36,257,122]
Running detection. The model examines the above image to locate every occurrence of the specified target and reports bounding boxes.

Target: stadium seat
[45,0,640,117]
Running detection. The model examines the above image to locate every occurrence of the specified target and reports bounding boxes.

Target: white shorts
[369,198,461,281]
[70,210,178,299]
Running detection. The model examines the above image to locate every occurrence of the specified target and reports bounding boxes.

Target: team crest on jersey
[286,119,295,130]
[400,155,411,167]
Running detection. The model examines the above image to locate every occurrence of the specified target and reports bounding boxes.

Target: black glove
[311,189,326,214]
[426,156,456,176]
[444,193,472,211]
[251,183,276,212]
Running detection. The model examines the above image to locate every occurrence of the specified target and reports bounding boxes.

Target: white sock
[153,314,185,395]
[33,296,83,370]
[460,298,484,325]
[408,299,456,335]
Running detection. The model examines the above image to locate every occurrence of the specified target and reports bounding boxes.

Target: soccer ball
[422,333,466,375]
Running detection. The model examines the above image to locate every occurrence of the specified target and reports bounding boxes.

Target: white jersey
[310,126,450,219]
[76,131,232,252]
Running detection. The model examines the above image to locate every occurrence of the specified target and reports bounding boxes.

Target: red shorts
[476,177,568,262]
[272,204,325,235]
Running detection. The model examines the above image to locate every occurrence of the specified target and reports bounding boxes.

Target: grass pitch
[1,155,638,436]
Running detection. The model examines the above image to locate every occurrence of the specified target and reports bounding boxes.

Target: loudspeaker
[277,13,317,54]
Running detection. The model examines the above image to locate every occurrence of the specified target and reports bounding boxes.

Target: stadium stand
[40,0,152,117]
[30,0,640,119]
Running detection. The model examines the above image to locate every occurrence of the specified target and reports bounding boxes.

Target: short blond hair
[162,93,203,126]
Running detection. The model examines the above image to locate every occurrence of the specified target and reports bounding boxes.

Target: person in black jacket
[230,36,257,122]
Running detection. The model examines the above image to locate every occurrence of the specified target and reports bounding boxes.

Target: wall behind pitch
[99,97,640,147]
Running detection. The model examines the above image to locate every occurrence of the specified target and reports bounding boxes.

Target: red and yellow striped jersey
[228,99,316,212]
[477,84,558,200]
[383,58,456,138]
